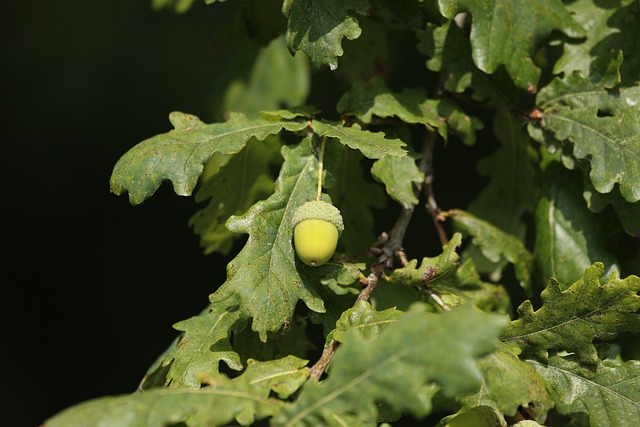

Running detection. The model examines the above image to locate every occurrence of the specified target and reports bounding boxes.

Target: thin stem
[420,287,450,311]
[316,136,327,201]
[419,132,449,246]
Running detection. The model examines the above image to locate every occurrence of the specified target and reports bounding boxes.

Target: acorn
[292,200,344,267]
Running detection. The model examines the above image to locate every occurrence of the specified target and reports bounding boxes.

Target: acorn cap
[292,200,344,236]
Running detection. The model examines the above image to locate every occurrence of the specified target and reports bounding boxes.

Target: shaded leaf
[533,71,640,202]
[325,141,387,253]
[436,0,584,89]
[529,356,640,427]
[284,0,370,70]
[274,304,508,426]
[446,209,533,295]
[337,76,483,144]
[371,155,424,208]
[189,136,282,255]
[312,119,407,158]
[554,0,640,87]
[503,263,640,364]
[534,162,619,289]
[583,177,640,238]
[305,261,364,335]
[467,110,539,246]
[110,112,306,205]
[417,20,518,107]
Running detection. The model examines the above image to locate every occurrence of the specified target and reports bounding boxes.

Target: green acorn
[292,200,344,267]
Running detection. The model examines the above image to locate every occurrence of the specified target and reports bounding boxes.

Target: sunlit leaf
[436,0,584,89]
[331,300,404,342]
[533,71,640,202]
[312,120,407,158]
[110,112,306,205]
[371,155,424,208]
[503,263,640,364]
[241,356,309,399]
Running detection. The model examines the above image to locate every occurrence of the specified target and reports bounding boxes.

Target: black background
[4,3,237,425]
[3,2,492,426]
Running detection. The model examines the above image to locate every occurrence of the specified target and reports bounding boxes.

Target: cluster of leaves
[46,0,640,426]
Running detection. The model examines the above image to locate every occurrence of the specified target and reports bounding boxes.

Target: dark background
[3,2,237,425]
[2,2,491,426]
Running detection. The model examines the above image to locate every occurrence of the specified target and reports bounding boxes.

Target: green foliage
[50,0,640,426]
[503,263,640,364]
[275,304,507,426]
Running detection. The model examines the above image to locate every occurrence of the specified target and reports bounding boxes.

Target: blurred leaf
[534,71,640,203]
[336,16,390,85]
[189,136,282,255]
[371,155,424,208]
[447,209,533,295]
[241,356,309,399]
[110,112,307,205]
[417,20,518,107]
[312,120,407,158]
[529,356,640,427]
[151,0,198,13]
[467,110,538,243]
[222,35,310,119]
[437,405,506,427]
[436,0,584,89]
[583,177,640,238]
[284,0,370,70]
[475,345,553,420]
[331,300,404,342]
[554,0,639,87]
[369,0,423,30]
[337,76,483,144]
[44,374,281,427]
[209,138,325,341]
[534,162,619,289]
[274,304,507,425]
[503,263,640,364]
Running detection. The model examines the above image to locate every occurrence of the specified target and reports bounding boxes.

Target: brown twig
[419,132,449,246]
